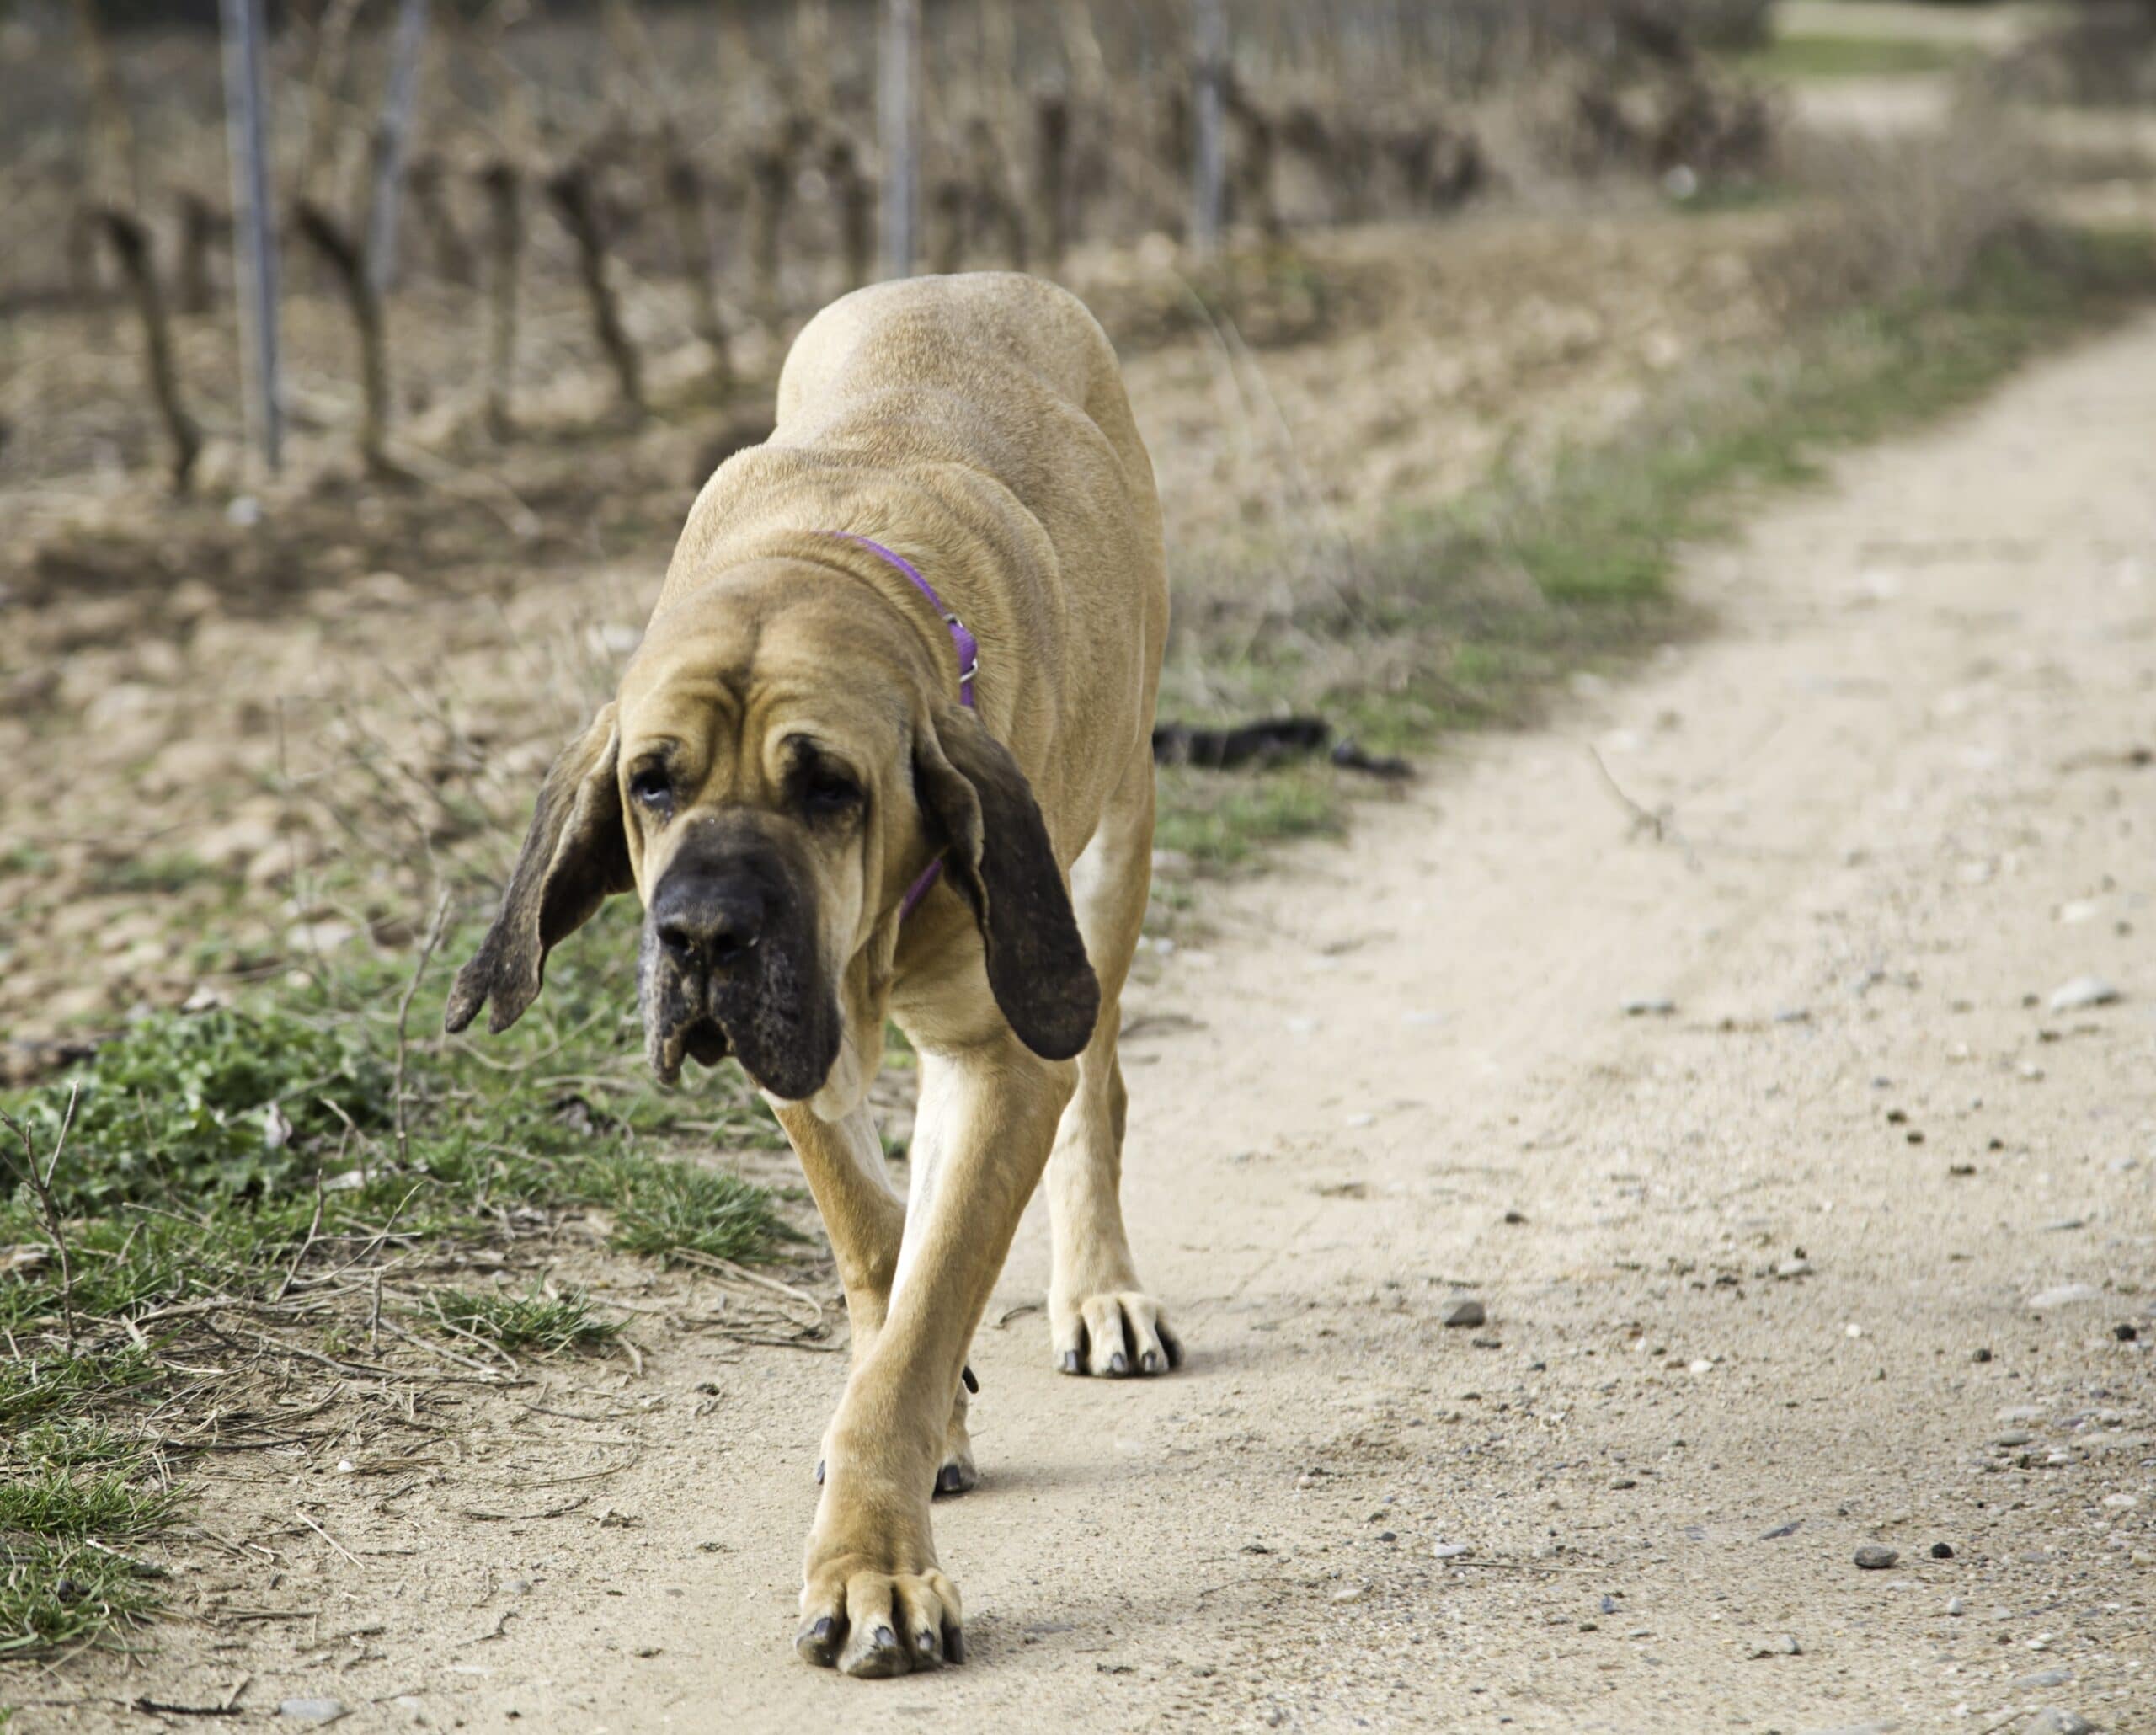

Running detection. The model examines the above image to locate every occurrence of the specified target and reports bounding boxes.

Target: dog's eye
[628,765,674,814]
[799,765,862,818]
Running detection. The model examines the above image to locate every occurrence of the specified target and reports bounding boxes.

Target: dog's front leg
[793,1038,1075,1677]
[772,1100,979,1497]
[771,1102,904,1351]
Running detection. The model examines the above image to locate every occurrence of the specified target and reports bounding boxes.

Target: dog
[446,272,1176,1678]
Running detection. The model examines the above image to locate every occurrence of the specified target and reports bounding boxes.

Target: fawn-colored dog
[447,273,1176,1676]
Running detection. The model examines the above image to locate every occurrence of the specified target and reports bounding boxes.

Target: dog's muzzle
[637,842,839,1101]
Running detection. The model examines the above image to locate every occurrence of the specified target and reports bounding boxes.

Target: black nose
[651,876,766,970]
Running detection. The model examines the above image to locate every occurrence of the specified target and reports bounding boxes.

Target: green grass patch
[605,1158,804,1265]
[1737,33,1967,79]
[1154,762,1348,872]
[1,1538,168,1659]
[0,1353,161,1430]
[0,1412,178,1658]
[424,1284,620,1353]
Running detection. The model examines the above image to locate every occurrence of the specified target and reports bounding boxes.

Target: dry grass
[1765,104,2048,314]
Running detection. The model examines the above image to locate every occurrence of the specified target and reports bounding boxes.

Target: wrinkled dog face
[442,561,1101,1111]
[616,581,921,1108]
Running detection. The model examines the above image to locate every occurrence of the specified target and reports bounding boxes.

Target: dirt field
[13,274,2150,1735]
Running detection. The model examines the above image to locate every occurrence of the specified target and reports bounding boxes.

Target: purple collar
[817,532,978,916]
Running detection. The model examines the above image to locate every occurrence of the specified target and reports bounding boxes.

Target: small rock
[1930,1542,1955,1560]
[1972,1348,1993,1363]
[1854,1545,1898,1571]
[279,1702,347,1724]
[1946,1597,1966,1616]
[2046,976,2118,1012]
[1330,1582,1372,1604]
[2021,1711,2095,1735]
[1502,1209,1528,1225]
[2115,1324,2139,1343]
[2028,1284,2103,1311]
[1621,996,1676,1017]
[1997,1430,2035,1448]
[2015,1669,2072,1690]
[1442,1299,1486,1329]
[1430,1542,1473,1560]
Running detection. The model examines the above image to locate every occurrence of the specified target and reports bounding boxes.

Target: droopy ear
[445,704,632,1036]
[915,703,1100,1061]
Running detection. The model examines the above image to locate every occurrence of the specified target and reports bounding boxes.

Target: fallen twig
[1,1084,82,1354]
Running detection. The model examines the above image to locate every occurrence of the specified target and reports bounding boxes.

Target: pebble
[1431,1542,1473,1560]
[1854,1545,1898,1570]
[2021,1711,2095,1735]
[1330,1582,1372,1604]
[1930,1542,1955,1559]
[279,1702,347,1724]
[1621,996,1676,1017]
[1946,1597,1966,1616]
[1442,1299,1486,1329]
[1750,1633,1802,1657]
[2046,976,2119,1012]
[2028,1284,2103,1310]
[2015,1669,2073,1690]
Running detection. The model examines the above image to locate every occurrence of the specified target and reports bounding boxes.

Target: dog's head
[442,562,1097,1114]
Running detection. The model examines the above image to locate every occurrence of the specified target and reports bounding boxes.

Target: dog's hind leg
[1045,755,1182,1378]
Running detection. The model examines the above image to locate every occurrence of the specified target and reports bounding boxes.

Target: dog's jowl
[446,273,1177,1678]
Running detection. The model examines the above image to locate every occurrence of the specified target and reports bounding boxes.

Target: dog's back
[667,272,1166,833]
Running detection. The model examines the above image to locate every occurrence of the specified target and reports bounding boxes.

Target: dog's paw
[1052,1289,1182,1378]
[796,1557,964,1677]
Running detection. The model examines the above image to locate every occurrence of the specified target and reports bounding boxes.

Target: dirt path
[45,315,2156,1734]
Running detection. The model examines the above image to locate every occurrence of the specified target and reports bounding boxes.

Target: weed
[3,1008,390,1213]
[424,1284,620,1353]
[605,1158,804,1266]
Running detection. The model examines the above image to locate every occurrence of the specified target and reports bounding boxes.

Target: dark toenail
[947,1628,966,1664]
[1109,1351,1129,1375]
[1060,1350,1081,1375]
[1141,1349,1162,1374]
[937,1464,963,1495]
[810,1618,835,1643]
[814,1460,825,1485]
[962,1364,979,1394]
[873,1625,897,1651]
